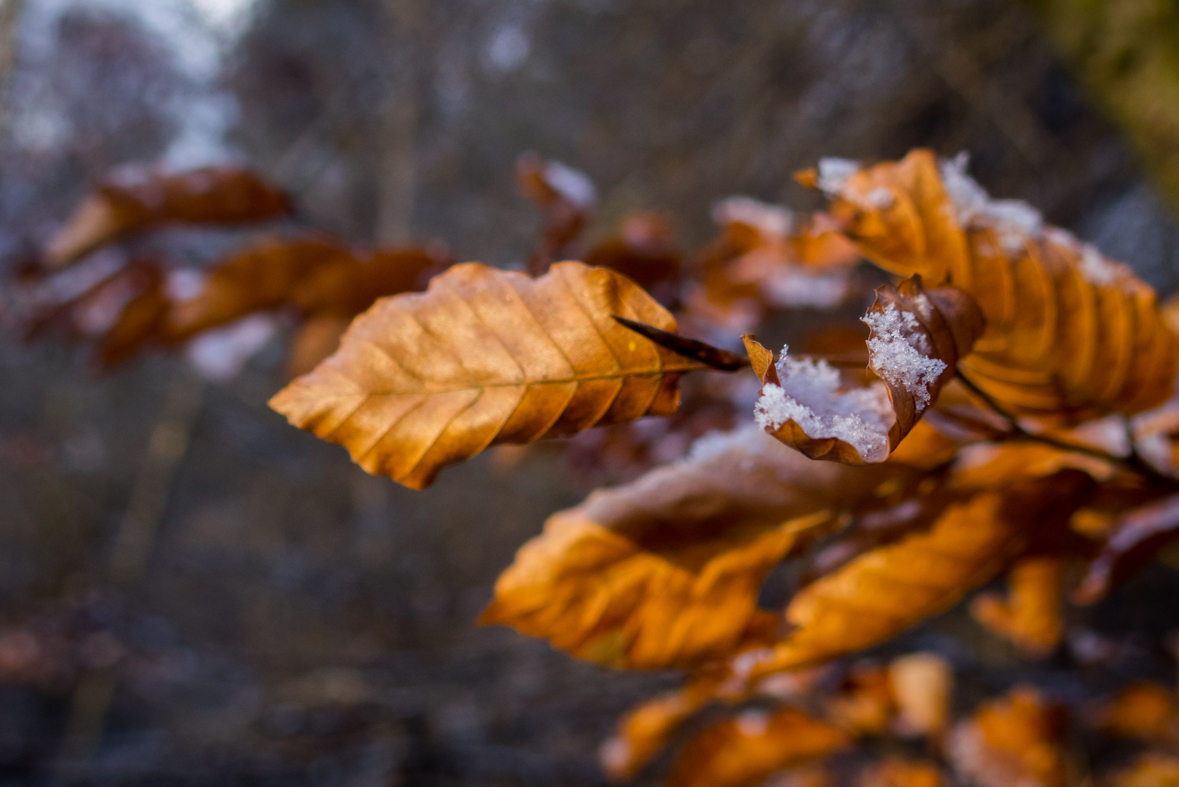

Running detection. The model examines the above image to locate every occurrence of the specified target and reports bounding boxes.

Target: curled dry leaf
[970,555,1067,657]
[747,275,983,464]
[888,652,953,738]
[270,261,703,490]
[731,471,1092,683]
[667,707,848,787]
[45,166,291,268]
[518,152,596,274]
[807,150,1179,416]
[1074,492,1179,604]
[824,662,895,736]
[949,686,1066,787]
[482,426,913,668]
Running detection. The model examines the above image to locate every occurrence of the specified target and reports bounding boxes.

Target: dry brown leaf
[858,758,943,787]
[730,471,1092,683]
[599,675,724,781]
[270,261,703,489]
[583,212,681,293]
[164,236,353,341]
[824,662,895,736]
[45,166,291,268]
[289,246,450,318]
[482,426,913,668]
[94,263,169,369]
[888,652,953,738]
[949,686,1066,787]
[518,153,596,274]
[1107,753,1179,787]
[1075,492,1179,604]
[971,555,1067,657]
[807,150,1178,417]
[667,707,848,787]
[1090,682,1179,742]
[746,276,983,464]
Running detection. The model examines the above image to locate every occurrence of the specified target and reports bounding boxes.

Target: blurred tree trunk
[376,0,423,246]
[1027,0,1179,214]
[0,0,24,132]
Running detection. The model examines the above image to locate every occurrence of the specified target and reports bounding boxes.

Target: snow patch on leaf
[713,196,794,238]
[864,302,946,408]
[816,158,861,195]
[753,346,893,463]
[939,153,1042,253]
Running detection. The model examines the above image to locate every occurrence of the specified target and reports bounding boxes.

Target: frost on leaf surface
[753,346,894,463]
[863,301,946,407]
[939,153,1042,253]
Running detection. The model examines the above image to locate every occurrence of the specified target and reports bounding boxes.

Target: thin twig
[955,366,1177,485]
[612,316,750,371]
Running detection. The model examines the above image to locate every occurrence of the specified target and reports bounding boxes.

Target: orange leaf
[812,150,1178,417]
[731,471,1092,682]
[667,707,848,787]
[970,555,1066,657]
[1090,682,1179,742]
[481,426,911,668]
[858,758,943,787]
[583,212,681,292]
[746,276,982,464]
[270,261,702,489]
[1107,753,1179,787]
[888,652,953,738]
[284,315,351,381]
[949,686,1066,787]
[45,166,291,268]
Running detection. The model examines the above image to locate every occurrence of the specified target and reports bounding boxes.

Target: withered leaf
[970,555,1067,657]
[1074,491,1179,604]
[1108,754,1179,787]
[949,686,1066,787]
[667,707,848,787]
[45,166,291,268]
[584,212,681,292]
[808,150,1179,417]
[731,471,1091,683]
[888,652,953,738]
[1090,682,1179,742]
[270,261,703,490]
[747,276,983,464]
[858,758,943,787]
[482,426,912,668]
[517,153,596,275]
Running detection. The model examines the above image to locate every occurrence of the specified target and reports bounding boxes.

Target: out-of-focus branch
[1025,0,1179,214]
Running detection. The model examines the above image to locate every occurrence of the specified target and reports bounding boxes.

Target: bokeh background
[4,0,1179,784]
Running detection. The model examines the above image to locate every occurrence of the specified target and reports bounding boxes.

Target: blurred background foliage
[4,0,1179,784]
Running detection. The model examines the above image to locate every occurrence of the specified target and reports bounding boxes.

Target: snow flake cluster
[939,153,1042,254]
[753,346,894,463]
[863,301,946,408]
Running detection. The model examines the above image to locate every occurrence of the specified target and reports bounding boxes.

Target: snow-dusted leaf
[806,150,1179,416]
[482,426,914,668]
[747,276,983,464]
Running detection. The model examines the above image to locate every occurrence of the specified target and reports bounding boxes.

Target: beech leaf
[747,275,983,464]
[1073,491,1179,604]
[270,261,704,489]
[45,166,291,268]
[949,686,1066,787]
[970,555,1067,657]
[667,707,848,787]
[809,150,1179,416]
[481,426,913,668]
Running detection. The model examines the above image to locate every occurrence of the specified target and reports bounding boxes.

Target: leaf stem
[955,366,1177,486]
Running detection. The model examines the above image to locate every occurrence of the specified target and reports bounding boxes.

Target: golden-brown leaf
[667,707,848,787]
[1107,753,1179,787]
[518,153,596,274]
[809,150,1179,416]
[858,758,943,787]
[482,426,912,668]
[971,555,1067,657]
[583,212,681,293]
[1090,682,1179,742]
[270,261,703,489]
[949,686,1066,787]
[45,166,291,268]
[1074,492,1179,604]
[731,471,1091,682]
[284,315,351,381]
[746,276,983,464]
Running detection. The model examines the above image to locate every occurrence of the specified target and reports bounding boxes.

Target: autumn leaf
[1108,754,1179,787]
[1090,682,1179,742]
[949,686,1066,787]
[482,426,913,669]
[747,275,983,464]
[45,166,291,268]
[667,707,848,787]
[518,152,596,274]
[270,261,704,489]
[289,246,450,318]
[730,471,1092,683]
[806,150,1179,416]
[583,212,681,293]
[859,758,943,787]
[971,555,1067,657]
[1074,491,1179,604]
